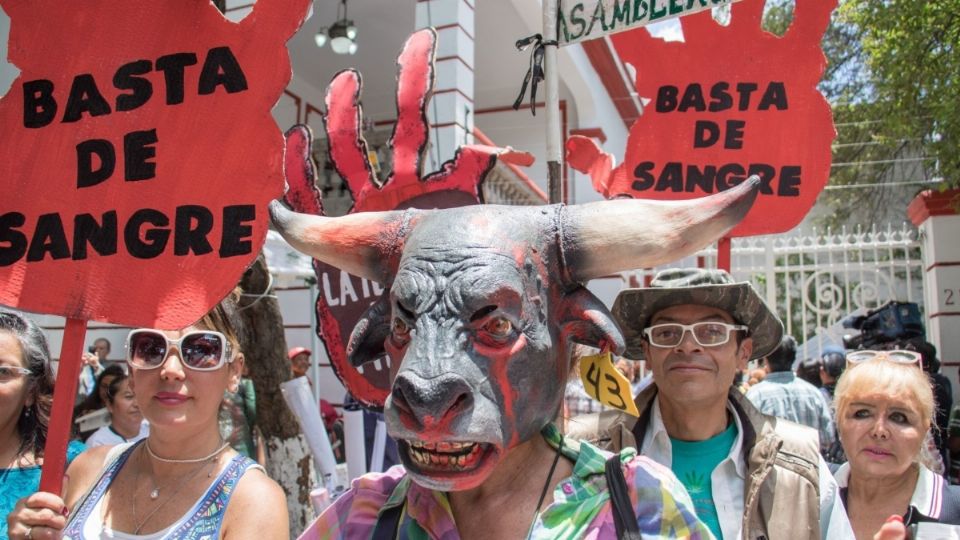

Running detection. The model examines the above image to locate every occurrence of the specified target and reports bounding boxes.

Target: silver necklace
[142,439,229,499]
[145,439,230,465]
[131,444,223,534]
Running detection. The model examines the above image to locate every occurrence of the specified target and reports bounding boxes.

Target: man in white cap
[569,268,852,539]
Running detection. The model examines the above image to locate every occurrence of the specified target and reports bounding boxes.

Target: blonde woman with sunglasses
[833,349,960,539]
[7,291,288,539]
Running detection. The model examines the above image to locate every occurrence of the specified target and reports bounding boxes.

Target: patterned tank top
[63,441,261,539]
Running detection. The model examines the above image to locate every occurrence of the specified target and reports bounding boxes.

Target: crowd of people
[3,262,958,539]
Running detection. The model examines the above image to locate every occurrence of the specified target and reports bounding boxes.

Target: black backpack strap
[605,454,642,540]
[371,501,403,540]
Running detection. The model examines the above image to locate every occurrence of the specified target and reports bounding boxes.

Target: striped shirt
[835,462,952,521]
[300,424,713,539]
[746,371,836,448]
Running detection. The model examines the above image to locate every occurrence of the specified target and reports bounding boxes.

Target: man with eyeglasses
[568,268,852,539]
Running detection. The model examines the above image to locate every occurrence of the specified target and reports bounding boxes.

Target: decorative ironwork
[623,223,924,359]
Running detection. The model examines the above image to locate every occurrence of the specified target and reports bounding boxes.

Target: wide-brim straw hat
[612,268,783,360]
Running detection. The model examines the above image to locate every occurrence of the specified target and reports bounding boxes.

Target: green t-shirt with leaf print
[670,422,737,540]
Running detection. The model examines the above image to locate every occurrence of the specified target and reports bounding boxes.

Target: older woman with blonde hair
[834,350,960,539]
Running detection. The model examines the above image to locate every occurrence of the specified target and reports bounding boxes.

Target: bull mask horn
[268,200,417,283]
[562,176,761,282]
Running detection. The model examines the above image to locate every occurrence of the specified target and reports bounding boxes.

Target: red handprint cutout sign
[567,0,836,236]
[0,0,310,328]
[283,28,532,409]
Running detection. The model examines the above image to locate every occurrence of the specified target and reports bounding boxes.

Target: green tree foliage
[841,1,959,190]
[760,1,956,228]
[822,99,930,228]
[760,0,870,103]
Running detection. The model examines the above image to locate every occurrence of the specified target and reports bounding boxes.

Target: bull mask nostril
[392,373,473,427]
[391,383,410,412]
[450,392,472,414]
[390,383,422,429]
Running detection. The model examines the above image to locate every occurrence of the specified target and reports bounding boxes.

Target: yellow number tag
[578,352,640,417]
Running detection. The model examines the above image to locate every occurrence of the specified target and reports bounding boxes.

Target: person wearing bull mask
[270,178,766,538]
[569,268,854,539]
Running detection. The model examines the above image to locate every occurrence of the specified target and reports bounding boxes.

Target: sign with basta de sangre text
[0,0,311,329]
[566,0,837,236]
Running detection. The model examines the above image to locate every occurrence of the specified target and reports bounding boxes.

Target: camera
[842,301,925,350]
[87,345,96,354]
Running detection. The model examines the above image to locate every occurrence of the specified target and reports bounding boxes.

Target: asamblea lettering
[558,0,737,46]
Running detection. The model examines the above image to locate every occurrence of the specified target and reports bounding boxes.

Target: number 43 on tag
[579,351,640,417]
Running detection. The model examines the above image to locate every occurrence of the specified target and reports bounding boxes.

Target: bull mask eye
[483,316,513,339]
[392,318,410,338]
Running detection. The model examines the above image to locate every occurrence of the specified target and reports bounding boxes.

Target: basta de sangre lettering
[1,46,255,266]
[633,81,802,197]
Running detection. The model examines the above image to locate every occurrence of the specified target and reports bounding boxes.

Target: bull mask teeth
[409,441,474,453]
[404,440,487,471]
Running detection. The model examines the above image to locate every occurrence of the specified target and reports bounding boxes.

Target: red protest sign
[0,0,311,328]
[283,29,532,409]
[567,0,836,237]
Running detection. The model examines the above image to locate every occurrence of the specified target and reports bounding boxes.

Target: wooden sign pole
[543,0,563,204]
[38,318,87,494]
[717,236,732,273]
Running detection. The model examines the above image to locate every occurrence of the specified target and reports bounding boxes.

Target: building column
[909,189,960,394]
[415,0,474,170]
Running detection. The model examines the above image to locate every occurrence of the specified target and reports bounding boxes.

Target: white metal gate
[624,223,924,359]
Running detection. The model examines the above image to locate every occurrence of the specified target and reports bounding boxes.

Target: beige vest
[567,387,822,540]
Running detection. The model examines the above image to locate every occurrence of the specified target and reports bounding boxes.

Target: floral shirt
[301,424,712,539]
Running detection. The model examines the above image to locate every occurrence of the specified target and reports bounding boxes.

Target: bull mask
[270,176,758,491]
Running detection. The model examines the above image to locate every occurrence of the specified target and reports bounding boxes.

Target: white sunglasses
[126,329,233,371]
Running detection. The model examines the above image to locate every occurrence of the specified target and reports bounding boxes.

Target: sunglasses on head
[126,329,233,371]
[845,349,922,368]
